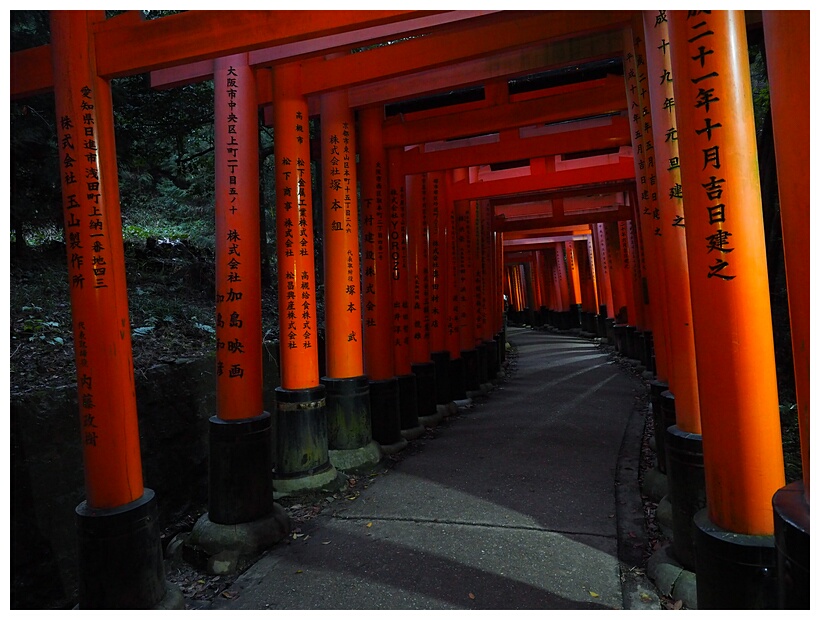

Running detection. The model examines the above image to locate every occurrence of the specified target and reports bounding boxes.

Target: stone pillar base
[665,425,705,571]
[76,489,184,609]
[772,480,809,609]
[368,377,402,448]
[693,509,777,609]
[412,361,441,427]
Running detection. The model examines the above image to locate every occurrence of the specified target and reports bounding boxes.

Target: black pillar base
[208,412,274,524]
[665,424,705,572]
[597,304,608,338]
[605,318,615,343]
[649,380,670,474]
[772,480,810,609]
[634,330,647,367]
[612,323,627,354]
[624,325,637,360]
[694,508,778,609]
[322,375,381,471]
[485,338,499,381]
[642,330,655,375]
[449,355,467,401]
[368,377,406,453]
[397,373,424,440]
[272,385,341,496]
[76,489,183,609]
[461,348,480,393]
[412,361,441,426]
[476,342,489,385]
[430,350,452,406]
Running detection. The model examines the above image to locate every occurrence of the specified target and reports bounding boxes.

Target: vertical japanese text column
[358,106,405,452]
[406,173,439,424]
[623,27,672,386]
[444,171,466,400]
[456,199,480,394]
[669,10,785,608]
[50,10,176,609]
[643,10,705,572]
[271,62,338,494]
[320,86,380,470]
[565,239,583,328]
[388,149,422,438]
[209,53,273,526]
[763,10,810,609]
[428,171,453,411]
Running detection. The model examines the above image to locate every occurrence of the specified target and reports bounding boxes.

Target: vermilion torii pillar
[187,54,290,568]
[319,87,381,471]
[456,198,481,396]
[591,222,614,338]
[406,173,442,426]
[668,10,785,608]
[388,149,424,440]
[270,62,340,496]
[427,171,456,414]
[444,171,467,402]
[50,10,181,609]
[565,239,583,328]
[642,10,705,572]
[358,106,406,453]
[763,10,810,609]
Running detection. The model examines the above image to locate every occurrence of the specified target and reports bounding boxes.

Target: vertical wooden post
[270,62,339,494]
[359,106,405,453]
[456,199,480,394]
[565,239,582,328]
[764,10,810,610]
[428,170,454,412]
[591,222,614,339]
[50,10,180,609]
[669,10,785,608]
[319,87,380,470]
[406,173,440,425]
[445,171,466,401]
[206,53,276,530]
[388,149,422,439]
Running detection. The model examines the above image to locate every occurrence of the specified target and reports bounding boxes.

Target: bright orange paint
[271,62,319,390]
[641,11,701,435]
[320,88,364,379]
[763,10,810,502]
[358,106,394,381]
[669,10,785,534]
[591,223,614,318]
[603,222,628,321]
[51,10,144,509]
[214,54,264,421]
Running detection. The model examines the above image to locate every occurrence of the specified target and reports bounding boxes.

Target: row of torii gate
[10,10,808,610]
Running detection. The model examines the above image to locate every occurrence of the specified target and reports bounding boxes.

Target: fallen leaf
[220,590,238,599]
[366,522,373,528]
[640,593,653,602]
[589,591,600,598]
[628,531,637,538]
[295,569,303,574]
[321,540,331,545]
[673,600,683,610]
[468,593,475,600]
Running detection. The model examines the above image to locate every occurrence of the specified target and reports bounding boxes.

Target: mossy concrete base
[185,504,290,573]
[436,402,454,418]
[418,409,444,428]
[401,423,425,441]
[379,436,409,455]
[647,544,697,608]
[272,465,345,500]
[641,466,668,503]
[329,440,382,472]
[656,495,674,539]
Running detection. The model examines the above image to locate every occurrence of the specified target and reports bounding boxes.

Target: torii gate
[11,9,808,610]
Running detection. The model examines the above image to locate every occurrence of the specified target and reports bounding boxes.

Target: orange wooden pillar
[494,225,507,369]
[428,171,455,412]
[270,62,339,495]
[474,200,493,387]
[444,171,467,400]
[50,10,179,609]
[406,173,441,425]
[668,10,786,608]
[319,88,381,470]
[640,10,706,571]
[388,149,423,439]
[623,29,673,387]
[763,10,810,609]
[575,237,599,334]
[455,198,481,394]
[565,240,583,328]
[358,106,405,453]
[591,222,615,338]
[603,222,628,323]
[203,54,281,539]
[623,220,647,356]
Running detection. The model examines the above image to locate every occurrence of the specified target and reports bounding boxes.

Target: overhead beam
[498,202,634,231]
[399,115,629,175]
[11,10,443,98]
[382,75,626,147]
[150,10,500,89]
[347,30,623,108]
[300,10,633,95]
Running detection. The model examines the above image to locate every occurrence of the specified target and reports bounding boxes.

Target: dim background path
[208,326,659,610]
